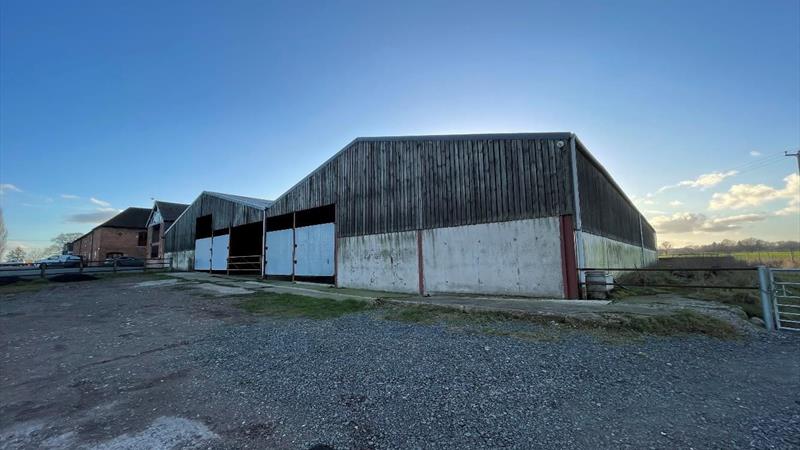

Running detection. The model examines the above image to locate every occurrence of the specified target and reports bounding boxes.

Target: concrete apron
[165,272,375,301]
[164,272,749,325]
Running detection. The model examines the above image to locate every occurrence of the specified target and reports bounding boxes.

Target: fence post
[758,265,775,331]
[113,258,118,273]
[79,258,84,274]
[40,264,45,279]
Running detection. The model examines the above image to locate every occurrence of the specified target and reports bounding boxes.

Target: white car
[35,254,82,269]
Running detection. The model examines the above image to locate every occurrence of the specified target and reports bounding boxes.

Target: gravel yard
[1,274,799,449]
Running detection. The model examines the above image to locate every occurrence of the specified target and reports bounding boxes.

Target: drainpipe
[569,135,587,298]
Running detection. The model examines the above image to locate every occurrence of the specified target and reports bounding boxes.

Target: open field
[1,273,799,449]
[662,251,799,268]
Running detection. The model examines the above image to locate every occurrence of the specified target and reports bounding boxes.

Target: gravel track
[1,275,798,449]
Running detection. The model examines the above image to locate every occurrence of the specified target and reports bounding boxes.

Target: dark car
[103,256,144,267]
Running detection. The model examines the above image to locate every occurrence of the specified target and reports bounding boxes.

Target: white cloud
[709,173,799,210]
[60,194,80,200]
[750,150,762,157]
[668,200,683,207]
[657,170,739,193]
[0,183,22,194]
[650,212,767,234]
[90,197,112,208]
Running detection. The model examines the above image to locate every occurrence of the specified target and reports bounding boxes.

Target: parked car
[35,254,82,269]
[103,256,144,267]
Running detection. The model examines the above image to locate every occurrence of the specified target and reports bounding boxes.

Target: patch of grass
[236,292,373,319]
[611,267,763,318]
[603,311,739,339]
[382,303,739,339]
[382,304,518,325]
[0,278,53,295]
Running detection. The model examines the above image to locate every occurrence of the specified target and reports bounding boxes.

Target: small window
[137,231,147,246]
[107,252,123,259]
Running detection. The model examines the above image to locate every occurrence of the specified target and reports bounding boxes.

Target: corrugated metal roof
[203,191,273,209]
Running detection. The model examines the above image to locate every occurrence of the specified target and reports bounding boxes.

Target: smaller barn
[71,207,151,262]
[145,201,189,259]
[163,192,273,272]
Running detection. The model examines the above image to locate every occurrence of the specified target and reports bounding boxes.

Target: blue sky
[1,0,798,250]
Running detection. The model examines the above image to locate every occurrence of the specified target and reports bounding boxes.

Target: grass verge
[0,278,53,295]
[236,292,373,319]
[382,303,740,339]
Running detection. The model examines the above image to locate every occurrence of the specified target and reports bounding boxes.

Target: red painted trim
[417,230,425,296]
[559,215,579,299]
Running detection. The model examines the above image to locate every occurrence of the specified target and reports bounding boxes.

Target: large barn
[164,133,657,298]
[163,192,273,272]
[265,132,656,298]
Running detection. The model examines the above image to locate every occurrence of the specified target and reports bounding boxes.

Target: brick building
[145,200,189,259]
[71,207,151,262]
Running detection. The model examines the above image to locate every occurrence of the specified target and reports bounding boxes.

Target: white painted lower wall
[580,232,657,270]
[422,217,564,297]
[337,230,419,293]
[336,217,565,298]
[166,250,194,271]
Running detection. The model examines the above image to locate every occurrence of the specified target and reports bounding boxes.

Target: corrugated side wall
[267,136,575,237]
[575,143,657,270]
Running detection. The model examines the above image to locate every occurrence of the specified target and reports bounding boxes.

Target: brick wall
[71,227,147,262]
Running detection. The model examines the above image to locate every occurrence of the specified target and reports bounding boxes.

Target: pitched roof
[100,207,151,229]
[203,191,273,209]
[163,192,273,236]
[154,201,189,222]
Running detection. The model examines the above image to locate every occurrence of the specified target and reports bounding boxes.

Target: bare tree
[0,207,6,261]
[660,241,673,256]
[34,232,84,258]
[6,246,25,263]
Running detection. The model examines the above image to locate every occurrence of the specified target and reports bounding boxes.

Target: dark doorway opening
[196,215,212,239]
[229,221,263,275]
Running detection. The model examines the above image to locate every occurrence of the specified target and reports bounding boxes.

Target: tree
[0,207,6,261]
[6,246,25,263]
[659,241,673,256]
[35,232,84,258]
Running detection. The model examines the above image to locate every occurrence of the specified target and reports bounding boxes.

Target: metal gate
[770,268,800,331]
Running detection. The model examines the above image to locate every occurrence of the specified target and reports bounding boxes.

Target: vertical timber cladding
[164,191,271,272]
[574,141,657,269]
[266,134,576,294]
[267,135,575,238]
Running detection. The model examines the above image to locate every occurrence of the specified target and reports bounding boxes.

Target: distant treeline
[661,238,800,256]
